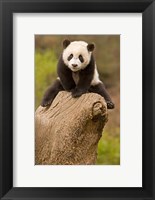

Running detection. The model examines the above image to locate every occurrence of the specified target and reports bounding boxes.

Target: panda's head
[62,39,95,72]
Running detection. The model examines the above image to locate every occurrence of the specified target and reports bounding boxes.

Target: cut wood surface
[35,91,108,165]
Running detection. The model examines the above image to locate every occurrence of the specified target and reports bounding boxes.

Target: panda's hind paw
[41,99,52,107]
[106,101,115,109]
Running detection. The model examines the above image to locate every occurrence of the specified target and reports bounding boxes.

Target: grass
[35,49,57,108]
[97,129,120,165]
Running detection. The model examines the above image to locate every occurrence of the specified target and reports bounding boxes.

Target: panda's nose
[72,64,78,68]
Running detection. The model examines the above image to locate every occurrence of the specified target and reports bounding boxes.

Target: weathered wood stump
[35,91,108,165]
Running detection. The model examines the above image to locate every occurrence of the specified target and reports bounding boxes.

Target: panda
[41,39,115,109]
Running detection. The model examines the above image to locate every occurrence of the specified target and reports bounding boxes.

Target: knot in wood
[92,101,106,117]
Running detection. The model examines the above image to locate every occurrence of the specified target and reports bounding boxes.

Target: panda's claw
[72,93,81,98]
[71,88,84,98]
[106,101,115,109]
[41,99,52,107]
[72,91,83,98]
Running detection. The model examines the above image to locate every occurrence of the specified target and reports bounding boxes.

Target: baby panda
[41,39,114,109]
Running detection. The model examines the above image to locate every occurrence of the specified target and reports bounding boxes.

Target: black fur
[87,43,95,52]
[41,79,64,107]
[89,83,115,109]
[63,39,70,48]
[67,54,73,61]
[57,54,76,91]
[71,55,95,97]
[41,44,115,109]
[79,55,84,63]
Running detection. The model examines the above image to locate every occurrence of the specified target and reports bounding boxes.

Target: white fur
[71,65,101,86]
[63,41,92,72]
[91,64,101,86]
[62,41,101,86]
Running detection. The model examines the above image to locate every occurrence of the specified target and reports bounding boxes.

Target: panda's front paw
[106,101,115,109]
[71,88,85,98]
[41,98,53,107]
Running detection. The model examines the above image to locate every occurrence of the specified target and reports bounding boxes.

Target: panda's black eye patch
[79,55,84,63]
[67,54,73,61]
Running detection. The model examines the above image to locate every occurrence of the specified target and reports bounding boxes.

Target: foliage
[35,50,57,108]
[97,129,120,165]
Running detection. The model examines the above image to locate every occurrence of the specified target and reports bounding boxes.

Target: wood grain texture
[35,91,108,165]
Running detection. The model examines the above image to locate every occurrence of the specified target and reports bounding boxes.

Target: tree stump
[35,91,108,165]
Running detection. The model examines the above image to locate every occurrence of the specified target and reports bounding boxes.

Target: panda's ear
[87,43,95,52]
[63,39,70,49]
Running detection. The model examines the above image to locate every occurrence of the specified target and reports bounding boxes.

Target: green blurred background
[35,35,120,165]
